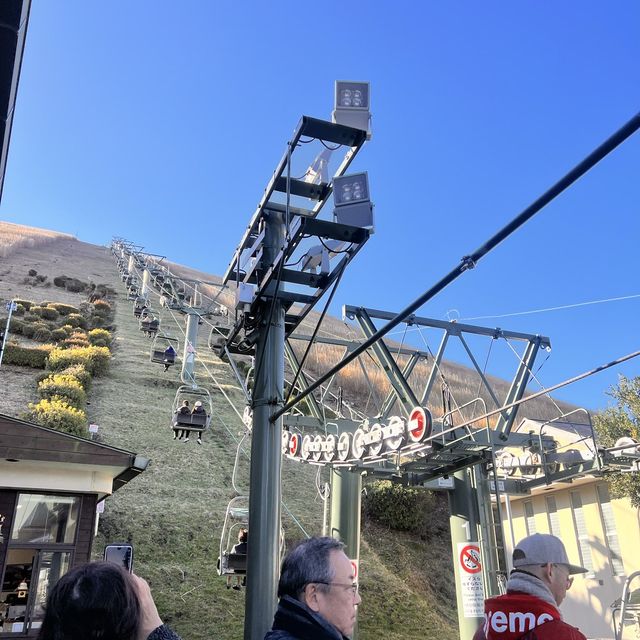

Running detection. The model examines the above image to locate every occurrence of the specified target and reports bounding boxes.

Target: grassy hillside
[0,231,460,639]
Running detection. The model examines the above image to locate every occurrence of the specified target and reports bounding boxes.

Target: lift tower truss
[219,114,371,640]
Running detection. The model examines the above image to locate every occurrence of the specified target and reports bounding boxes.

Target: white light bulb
[352,90,363,107]
[340,89,352,107]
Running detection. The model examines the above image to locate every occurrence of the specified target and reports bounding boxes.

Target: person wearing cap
[473,533,587,640]
[190,400,206,445]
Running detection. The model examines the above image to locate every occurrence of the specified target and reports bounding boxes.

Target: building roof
[0,413,149,498]
[0,0,31,203]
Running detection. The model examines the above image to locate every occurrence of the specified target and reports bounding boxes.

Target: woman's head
[38,562,140,640]
[238,528,248,543]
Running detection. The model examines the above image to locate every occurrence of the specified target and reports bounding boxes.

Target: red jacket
[472,592,587,640]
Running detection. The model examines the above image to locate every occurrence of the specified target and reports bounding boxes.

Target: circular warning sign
[407,406,432,443]
[288,434,300,456]
[460,544,482,574]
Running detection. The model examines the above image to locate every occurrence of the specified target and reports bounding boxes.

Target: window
[1,493,80,636]
[570,491,594,575]
[596,484,624,576]
[11,494,79,544]
[545,496,562,538]
[524,501,537,535]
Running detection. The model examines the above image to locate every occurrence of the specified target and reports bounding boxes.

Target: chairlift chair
[216,496,286,577]
[133,296,148,318]
[171,385,212,435]
[139,314,160,337]
[151,334,180,366]
[127,286,140,301]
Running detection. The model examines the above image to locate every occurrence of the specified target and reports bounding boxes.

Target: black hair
[38,562,140,640]
[277,536,345,600]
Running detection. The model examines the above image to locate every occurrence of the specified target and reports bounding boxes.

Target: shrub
[30,305,59,321]
[66,313,88,329]
[47,303,79,316]
[22,321,49,338]
[65,278,86,293]
[28,269,38,276]
[2,343,54,368]
[36,274,47,283]
[48,345,111,376]
[33,327,53,342]
[58,364,92,390]
[13,303,26,316]
[363,480,436,533]
[61,332,91,349]
[93,300,112,314]
[60,324,74,336]
[27,397,87,436]
[53,275,69,288]
[50,328,68,342]
[8,318,24,335]
[88,328,112,347]
[13,299,33,311]
[38,374,87,408]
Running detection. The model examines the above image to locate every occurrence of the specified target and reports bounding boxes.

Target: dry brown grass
[0,221,75,258]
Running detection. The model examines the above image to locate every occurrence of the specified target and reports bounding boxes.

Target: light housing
[332,172,374,231]
[332,81,371,138]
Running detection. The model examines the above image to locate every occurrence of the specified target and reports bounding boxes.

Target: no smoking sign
[459,544,482,574]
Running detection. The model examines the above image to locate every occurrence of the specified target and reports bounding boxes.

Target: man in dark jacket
[264,536,361,640]
[473,533,588,640]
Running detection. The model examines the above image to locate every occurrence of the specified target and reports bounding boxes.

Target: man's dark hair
[277,536,345,600]
[38,562,140,640]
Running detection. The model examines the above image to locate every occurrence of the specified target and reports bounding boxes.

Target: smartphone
[103,543,134,573]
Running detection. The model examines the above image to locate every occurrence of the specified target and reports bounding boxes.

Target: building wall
[503,480,640,639]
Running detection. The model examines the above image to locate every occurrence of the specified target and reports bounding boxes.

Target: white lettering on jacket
[483,610,554,635]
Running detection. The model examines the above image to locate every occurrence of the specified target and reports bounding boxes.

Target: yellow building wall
[503,480,640,639]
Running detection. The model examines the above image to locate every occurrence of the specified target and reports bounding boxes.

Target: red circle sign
[460,544,482,574]
[289,434,299,456]
[409,407,425,440]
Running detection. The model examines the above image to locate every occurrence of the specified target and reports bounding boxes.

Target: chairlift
[151,334,180,366]
[216,496,286,577]
[127,285,140,301]
[139,313,160,337]
[171,385,212,435]
[133,296,148,318]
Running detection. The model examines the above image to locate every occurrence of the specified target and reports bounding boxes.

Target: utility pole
[244,211,285,640]
[0,301,17,369]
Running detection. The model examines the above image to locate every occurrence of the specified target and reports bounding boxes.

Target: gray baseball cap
[512,533,587,575]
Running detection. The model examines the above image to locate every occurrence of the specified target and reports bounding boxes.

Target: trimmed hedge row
[27,398,87,437]
[38,374,87,408]
[2,343,54,368]
[48,345,111,376]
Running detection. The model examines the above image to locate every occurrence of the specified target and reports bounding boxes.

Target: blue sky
[2,1,639,411]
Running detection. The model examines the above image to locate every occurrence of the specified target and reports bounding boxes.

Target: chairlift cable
[127,271,313,538]
[503,337,565,418]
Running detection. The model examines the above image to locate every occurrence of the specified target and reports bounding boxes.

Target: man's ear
[301,584,321,613]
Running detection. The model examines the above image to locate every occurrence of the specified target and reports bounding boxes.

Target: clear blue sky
[2,1,639,411]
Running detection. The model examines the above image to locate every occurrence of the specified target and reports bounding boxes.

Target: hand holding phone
[104,543,134,573]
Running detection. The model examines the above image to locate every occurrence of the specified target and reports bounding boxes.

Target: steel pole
[329,467,362,640]
[181,312,199,385]
[244,212,285,640]
[449,469,485,640]
[141,268,151,299]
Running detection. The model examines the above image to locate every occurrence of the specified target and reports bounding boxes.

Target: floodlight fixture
[332,80,371,138]
[332,172,374,231]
